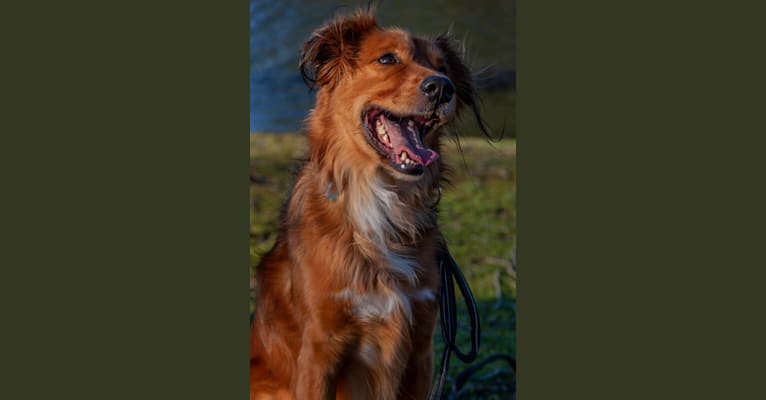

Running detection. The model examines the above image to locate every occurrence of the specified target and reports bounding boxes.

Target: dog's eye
[378,54,398,65]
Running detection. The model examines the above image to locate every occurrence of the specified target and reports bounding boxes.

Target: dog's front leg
[294,324,345,400]
[295,341,334,399]
[398,299,439,400]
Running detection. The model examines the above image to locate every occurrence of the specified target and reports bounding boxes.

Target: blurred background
[250,0,515,136]
[251,1,516,398]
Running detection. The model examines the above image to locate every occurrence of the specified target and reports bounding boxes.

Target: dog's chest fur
[277,158,443,398]
[332,269,437,399]
[335,281,436,326]
[339,172,438,314]
[343,172,437,274]
[329,170,440,370]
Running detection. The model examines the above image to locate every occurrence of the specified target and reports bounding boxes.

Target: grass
[250,132,516,399]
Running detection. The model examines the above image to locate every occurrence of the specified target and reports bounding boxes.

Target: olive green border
[518,1,765,399]
[3,1,249,398]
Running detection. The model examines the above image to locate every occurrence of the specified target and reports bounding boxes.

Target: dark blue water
[250,0,515,134]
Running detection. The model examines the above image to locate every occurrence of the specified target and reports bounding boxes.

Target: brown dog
[250,10,482,400]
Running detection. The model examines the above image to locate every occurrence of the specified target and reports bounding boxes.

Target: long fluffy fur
[251,10,479,400]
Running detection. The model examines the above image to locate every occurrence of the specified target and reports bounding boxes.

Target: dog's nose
[420,76,455,104]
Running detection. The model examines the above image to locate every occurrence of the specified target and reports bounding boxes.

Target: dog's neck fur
[288,110,442,284]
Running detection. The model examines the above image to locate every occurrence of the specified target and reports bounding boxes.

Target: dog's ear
[434,34,492,138]
[300,12,378,91]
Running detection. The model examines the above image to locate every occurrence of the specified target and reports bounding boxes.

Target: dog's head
[300,11,480,179]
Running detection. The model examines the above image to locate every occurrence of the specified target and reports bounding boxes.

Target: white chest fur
[334,287,436,325]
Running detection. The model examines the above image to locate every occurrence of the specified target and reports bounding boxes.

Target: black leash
[428,243,481,400]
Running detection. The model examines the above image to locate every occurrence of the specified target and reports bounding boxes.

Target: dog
[250,10,485,400]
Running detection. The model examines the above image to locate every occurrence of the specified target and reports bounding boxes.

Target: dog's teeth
[381,133,389,144]
[400,152,408,161]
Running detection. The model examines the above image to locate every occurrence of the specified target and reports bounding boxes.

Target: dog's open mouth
[362,107,440,176]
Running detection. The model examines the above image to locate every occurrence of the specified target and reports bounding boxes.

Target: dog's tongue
[381,117,439,166]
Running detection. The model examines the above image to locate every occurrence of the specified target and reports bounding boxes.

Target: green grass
[250,132,516,398]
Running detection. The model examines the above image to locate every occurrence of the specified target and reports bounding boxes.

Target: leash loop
[428,243,481,400]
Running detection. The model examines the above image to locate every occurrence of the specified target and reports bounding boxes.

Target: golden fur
[250,10,481,400]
